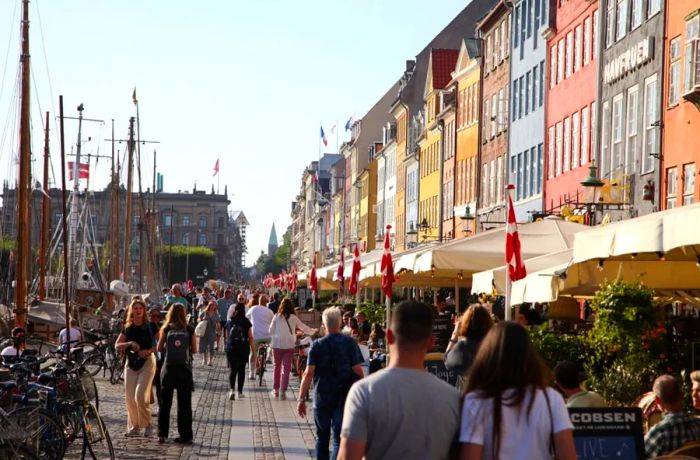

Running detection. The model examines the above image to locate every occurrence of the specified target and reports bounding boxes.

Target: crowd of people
[106,283,700,459]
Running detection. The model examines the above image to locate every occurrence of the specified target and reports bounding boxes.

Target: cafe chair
[670,440,700,458]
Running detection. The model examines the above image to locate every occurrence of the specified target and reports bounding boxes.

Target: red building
[543,0,599,214]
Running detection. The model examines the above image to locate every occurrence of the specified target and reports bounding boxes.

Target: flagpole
[335,119,339,153]
[504,184,514,321]
[217,157,220,194]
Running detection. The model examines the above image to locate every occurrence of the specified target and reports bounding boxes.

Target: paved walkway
[68,351,317,459]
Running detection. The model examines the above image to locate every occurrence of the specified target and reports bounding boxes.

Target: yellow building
[358,156,378,252]
[418,49,459,242]
[453,39,481,238]
[392,101,408,252]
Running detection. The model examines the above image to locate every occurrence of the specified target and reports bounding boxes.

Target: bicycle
[255,341,270,387]
[0,402,45,460]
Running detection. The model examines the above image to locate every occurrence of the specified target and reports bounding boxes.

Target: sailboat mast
[110,120,118,282]
[68,104,84,300]
[15,0,31,327]
[39,111,50,300]
[122,117,135,286]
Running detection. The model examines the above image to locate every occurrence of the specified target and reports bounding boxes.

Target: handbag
[194,319,208,337]
[284,316,301,347]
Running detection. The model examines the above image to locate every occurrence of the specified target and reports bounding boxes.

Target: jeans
[158,376,193,441]
[227,348,249,392]
[272,348,294,392]
[314,403,343,460]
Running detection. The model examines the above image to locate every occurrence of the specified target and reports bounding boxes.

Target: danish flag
[348,244,361,296]
[336,245,345,293]
[505,185,527,282]
[309,255,318,295]
[380,225,395,299]
[68,162,89,181]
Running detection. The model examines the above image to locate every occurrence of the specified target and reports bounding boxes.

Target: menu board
[424,356,459,387]
[431,315,453,353]
[569,407,645,460]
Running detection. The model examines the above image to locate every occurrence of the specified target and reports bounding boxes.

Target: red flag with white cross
[505,185,527,282]
[349,244,361,296]
[380,225,394,299]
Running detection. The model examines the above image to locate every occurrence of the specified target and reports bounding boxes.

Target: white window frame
[550,45,558,88]
[574,25,582,72]
[548,126,555,179]
[669,37,681,106]
[683,163,696,205]
[491,93,498,138]
[666,167,678,209]
[606,1,615,48]
[642,74,658,174]
[611,93,624,174]
[584,17,592,65]
[683,16,700,94]
[572,111,580,170]
[631,0,643,30]
[648,0,661,18]
[601,101,610,177]
[563,116,571,173]
[581,105,590,165]
[566,31,574,78]
[556,121,563,176]
[626,85,639,174]
[616,0,628,41]
[533,64,539,110]
[489,160,496,206]
[497,155,504,204]
[558,39,565,83]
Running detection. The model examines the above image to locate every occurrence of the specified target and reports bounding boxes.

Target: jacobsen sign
[603,37,654,84]
[569,407,645,460]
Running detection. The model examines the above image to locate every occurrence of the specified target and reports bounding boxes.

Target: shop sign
[603,37,654,84]
[569,407,645,460]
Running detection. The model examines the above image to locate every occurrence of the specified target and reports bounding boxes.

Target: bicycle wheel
[0,444,41,459]
[81,403,115,460]
[78,369,99,411]
[8,406,66,460]
[108,358,124,385]
[74,342,104,377]
[258,347,266,387]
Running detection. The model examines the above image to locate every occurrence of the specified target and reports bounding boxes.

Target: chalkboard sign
[431,315,453,353]
[569,407,645,460]
[424,355,459,387]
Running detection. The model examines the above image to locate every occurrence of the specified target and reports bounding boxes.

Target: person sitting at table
[1,327,26,363]
[690,370,700,413]
[553,361,606,408]
[645,374,700,458]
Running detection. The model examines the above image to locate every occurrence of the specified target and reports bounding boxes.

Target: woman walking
[198,300,220,366]
[225,302,255,400]
[268,298,314,400]
[445,305,493,376]
[157,303,195,444]
[459,322,577,460]
[115,298,158,437]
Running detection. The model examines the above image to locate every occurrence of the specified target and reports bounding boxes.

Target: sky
[0,0,471,267]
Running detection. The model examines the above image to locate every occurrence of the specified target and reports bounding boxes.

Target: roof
[429,49,459,90]
[268,223,278,246]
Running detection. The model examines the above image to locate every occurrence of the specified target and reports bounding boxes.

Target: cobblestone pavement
[64,351,316,459]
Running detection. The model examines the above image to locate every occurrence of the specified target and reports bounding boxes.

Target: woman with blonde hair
[268,298,314,400]
[156,303,195,444]
[115,297,158,437]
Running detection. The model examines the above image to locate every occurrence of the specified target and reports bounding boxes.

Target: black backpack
[165,327,191,366]
[226,321,247,351]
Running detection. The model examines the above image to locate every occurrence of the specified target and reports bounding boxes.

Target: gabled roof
[452,38,482,80]
[428,49,459,91]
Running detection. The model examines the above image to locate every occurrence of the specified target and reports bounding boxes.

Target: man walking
[246,295,274,380]
[338,301,461,460]
[267,292,281,314]
[298,307,364,460]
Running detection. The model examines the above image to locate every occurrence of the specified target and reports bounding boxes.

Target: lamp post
[459,204,475,235]
[580,161,605,226]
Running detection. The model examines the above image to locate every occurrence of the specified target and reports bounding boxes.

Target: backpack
[226,321,247,351]
[165,327,191,366]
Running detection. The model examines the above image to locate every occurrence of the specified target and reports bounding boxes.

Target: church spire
[268,223,278,256]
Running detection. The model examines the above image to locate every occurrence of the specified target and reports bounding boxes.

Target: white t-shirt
[460,386,573,460]
[246,305,274,340]
[59,327,82,348]
[0,346,20,357]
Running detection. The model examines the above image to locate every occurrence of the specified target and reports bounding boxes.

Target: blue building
[509,0,548,221]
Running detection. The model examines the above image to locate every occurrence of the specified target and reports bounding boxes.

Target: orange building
[661,1,699,209]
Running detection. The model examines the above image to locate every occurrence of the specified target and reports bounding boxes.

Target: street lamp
[580,161,605,225]
[459,204,475,235]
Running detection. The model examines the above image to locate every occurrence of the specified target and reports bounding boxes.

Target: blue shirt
[308,333,364,409]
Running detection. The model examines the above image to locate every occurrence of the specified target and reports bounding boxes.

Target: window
[199,214,207,228]
[648,0,660,18]
[572,111,580,169]
[631,0,642,29]
[182,214,190,225]
[616,0,628,41]
[164,214,172,226]
[484,99,490,140]
[669,37,681,106]
[497,156,504,204]
[626,86,639,173]
[516,153,523,200]
[482,163,488,206]
[534,0,541,31]
[513,80,519,121]
[485,35,492,74]
[593,10,599,59]
[642,74,658,173]
[514,5,520,48]
[217,233,224,245]
[584,17,592,65]
[502,18,509,58]
[591,101,597,162]
[683,16,700,94]
[666,167,677,209]
[611,94,624,173]
[537,144,543,193]
[199,232,207,246]
[494,26,501,68]
[550,45,558,88]
[563,117,571,172]
[489,160,496,206]
[574,25,582,72]
[525,72,530,115]
[601,101,610,176]
[683,163,696,205]
[519,76,525,118]
[566,32,573,78]
[581,106,590,165]
[498,88,505,132]
[606,2,615,48]
[539,61,545,105]
[557,39,565,83]
[548,126,555,178]
[532,64,539,110]
[182,232,189,245]
[491,93,497,138]
[556,121,563,176]
[526,0,533,39]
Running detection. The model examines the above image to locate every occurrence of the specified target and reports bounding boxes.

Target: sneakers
[237,392,244,399]
[143,426,155,438]
[248,374,255,380]
[125,427,141,437]
[228,390,235,401]
[279,392,286,401]
[270,390,279,399]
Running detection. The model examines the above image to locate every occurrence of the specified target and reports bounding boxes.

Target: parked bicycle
[256,342,270,387]
[73,329,124,385]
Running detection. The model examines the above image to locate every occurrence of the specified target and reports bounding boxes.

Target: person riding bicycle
[245,295,274,380]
